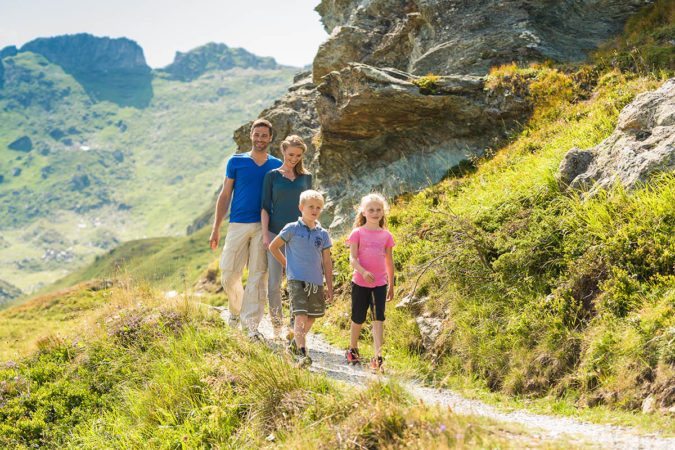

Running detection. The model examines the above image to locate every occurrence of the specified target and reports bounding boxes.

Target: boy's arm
[385,247,395,301]
[268,235,287,267]
[322,248,334,303]
[349,242,375,283]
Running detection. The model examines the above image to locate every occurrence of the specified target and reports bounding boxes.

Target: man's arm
[209,177,234,250]
[268,235,287,267]
[322,248,334,303]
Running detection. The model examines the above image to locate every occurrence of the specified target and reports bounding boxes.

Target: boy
[268,190,333,367]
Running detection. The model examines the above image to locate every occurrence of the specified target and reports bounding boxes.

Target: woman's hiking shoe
[370,356,384,373]
[346,348,361,365]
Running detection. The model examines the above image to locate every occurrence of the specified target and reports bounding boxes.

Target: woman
[261,135,312,338]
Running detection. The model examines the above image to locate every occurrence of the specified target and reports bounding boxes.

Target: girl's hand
[362,270,375,283]
[386,286,394,302]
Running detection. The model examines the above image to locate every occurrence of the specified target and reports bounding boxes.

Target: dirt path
[207,305,674,449]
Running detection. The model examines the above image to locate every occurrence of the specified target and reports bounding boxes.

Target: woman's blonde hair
[280,135,310,176]
[353,193,389,229]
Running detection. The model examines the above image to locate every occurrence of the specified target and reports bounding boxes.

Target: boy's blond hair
[299,189,325,206]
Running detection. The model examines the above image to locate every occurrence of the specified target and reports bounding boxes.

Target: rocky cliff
[233,0,655,227]
[161,43,280,81]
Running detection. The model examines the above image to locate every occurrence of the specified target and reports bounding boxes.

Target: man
[209,118,282,338]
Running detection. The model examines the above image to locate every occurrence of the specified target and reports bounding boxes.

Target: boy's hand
[386,285,394,302]
[362,270,375,283]
[325,286,334,304]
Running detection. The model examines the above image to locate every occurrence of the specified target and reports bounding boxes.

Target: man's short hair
[299,189,324,206]
[251,118,273,136]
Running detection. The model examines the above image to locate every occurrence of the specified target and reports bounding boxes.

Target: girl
[261,135,312,338]
[345,193,395,372]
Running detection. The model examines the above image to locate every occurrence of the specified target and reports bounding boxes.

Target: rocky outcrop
[0,278,23,306]
[162,43,280,81]
[558,78,674,193]
[313,0,653,82]
[8,136,33,152]
[22,34,149,74]
[235,0,655,227]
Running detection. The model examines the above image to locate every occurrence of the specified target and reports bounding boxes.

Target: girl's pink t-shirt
[346,227,395,288]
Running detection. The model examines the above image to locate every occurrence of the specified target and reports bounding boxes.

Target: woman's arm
[261,172,274,247]
[385,247,395,301]
[261,209,272,248]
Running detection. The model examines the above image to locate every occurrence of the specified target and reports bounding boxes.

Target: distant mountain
[0,34,298,297]
[161,42,280,81]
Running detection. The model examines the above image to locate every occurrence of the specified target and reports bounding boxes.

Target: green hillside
[0,48,296,295]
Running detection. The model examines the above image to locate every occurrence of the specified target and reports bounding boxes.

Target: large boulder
[558,78,674,192]
[8,136,33,152]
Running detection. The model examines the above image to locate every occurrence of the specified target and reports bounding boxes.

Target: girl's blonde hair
[280,135,310,176]
[353,193,389,229]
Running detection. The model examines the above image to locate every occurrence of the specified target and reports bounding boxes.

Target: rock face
[313,0,651,82]
[558,78,674,192]
[235,0,654,227]
[162,43,280,81]
[0,278,23,306]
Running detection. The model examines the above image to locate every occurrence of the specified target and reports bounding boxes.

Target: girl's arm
[268,235,287,267]
[349,242,375,283]
[261,209,272,248]
[322,248,334,303]
[385,246,395,301]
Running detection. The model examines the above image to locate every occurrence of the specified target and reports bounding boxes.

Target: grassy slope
[0,283,559,449]
[0,53,295,293]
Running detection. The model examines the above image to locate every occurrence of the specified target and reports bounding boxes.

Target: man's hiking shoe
[370,356,384,373]
[296,355,312,369]
[346,348,361,365]
[247,330,265,342]
[227,315,241,329]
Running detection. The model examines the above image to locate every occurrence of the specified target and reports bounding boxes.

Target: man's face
[299,199,323,222]
[250,126,272,152]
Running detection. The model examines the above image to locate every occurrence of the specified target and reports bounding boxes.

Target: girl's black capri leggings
[351,282,387,324]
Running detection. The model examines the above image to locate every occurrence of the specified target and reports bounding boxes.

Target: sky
[0,0,328,68]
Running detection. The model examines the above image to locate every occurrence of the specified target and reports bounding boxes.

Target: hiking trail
[204,304,674,449]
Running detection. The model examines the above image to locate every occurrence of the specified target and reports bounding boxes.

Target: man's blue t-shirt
[226,152,282,223]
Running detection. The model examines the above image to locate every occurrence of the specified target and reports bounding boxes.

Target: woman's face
[283,146,304,167]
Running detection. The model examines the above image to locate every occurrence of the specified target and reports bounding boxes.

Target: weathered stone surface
[8,136,33,152]
[558,78,674,193]
[314,0,653,81]
[314,64,529,223]
[0,278,23,306]
[416,315,443,351]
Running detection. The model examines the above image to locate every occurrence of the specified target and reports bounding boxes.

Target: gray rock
[396,294,429,310]
[557,79,675,193]
[0,175,4,184]
[8,136,32,152]
[70,174,91,191]
[416,315,443,351]
[112,150,124,163]
[11,168,21,177]
[642,395,656,414]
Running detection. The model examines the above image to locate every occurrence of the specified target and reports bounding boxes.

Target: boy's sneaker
[370,356,384,373]
[296,354,312,368]
[346,348,361,365]
[227,315,241,329]
[287,339,300,356]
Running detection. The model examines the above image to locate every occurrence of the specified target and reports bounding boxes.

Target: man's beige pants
[219,222,267,332]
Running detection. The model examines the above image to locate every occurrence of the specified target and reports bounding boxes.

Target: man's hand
[325,286,334,304]
[386,285,394,302]
[361,270,375,284]
[209,229,220,250]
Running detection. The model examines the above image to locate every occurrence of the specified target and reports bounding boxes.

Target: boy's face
[299,198,323,223]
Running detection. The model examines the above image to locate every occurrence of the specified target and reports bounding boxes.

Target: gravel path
[207,304,675,449]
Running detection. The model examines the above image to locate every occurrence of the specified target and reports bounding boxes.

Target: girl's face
[362,200,384,225]
[283,146,304,167]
